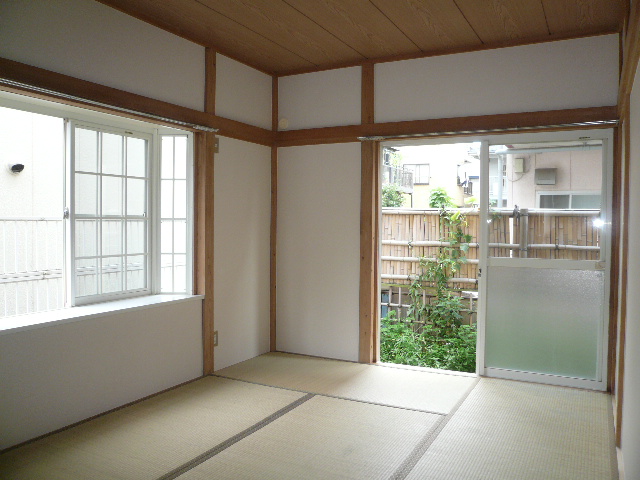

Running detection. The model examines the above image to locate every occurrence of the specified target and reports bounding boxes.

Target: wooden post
[195,47,216,375]
[270,76,278,352]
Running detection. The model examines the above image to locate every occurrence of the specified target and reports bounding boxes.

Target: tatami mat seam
[390,377,482,480]
[155,393,315,480]
[211,373,448,416]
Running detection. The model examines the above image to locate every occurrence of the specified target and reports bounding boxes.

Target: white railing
[0,218,64,317]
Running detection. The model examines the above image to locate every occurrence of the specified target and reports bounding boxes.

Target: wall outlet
[213,331,218,347]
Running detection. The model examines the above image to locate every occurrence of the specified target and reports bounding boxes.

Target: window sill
[0,294,204,336]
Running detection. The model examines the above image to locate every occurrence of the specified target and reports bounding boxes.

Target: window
[404,164,430,184]
[0,98,193,317]
[537,192,601,209]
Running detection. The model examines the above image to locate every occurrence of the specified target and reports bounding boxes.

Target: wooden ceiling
[98,0,625,76]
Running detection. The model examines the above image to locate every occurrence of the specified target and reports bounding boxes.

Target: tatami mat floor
[0,352,618,479]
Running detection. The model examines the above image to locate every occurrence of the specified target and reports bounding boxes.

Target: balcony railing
[382,165,413,193]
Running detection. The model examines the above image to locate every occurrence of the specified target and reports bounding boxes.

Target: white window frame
[404,163,430,184]
[0,92,194,313]
[536,190,602,209]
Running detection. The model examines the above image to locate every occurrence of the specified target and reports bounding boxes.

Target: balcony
[382,164,413,193]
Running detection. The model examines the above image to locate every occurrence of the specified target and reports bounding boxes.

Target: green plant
[382,183,405,207]
[428,187,454,209]
[379,312,424,366]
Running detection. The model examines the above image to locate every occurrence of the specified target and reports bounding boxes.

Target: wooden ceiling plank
[97,0,314,74]
[542,0,624,36]
[283,0,420,58]
[197,0,365,67]
[371,0,482,52]
[455,0,550,44]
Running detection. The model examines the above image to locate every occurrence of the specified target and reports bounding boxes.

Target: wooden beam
[205,48,216,115]
[0,56,273,146]
[270,76,279,352]
[275,106,619,147]
[361,63,375,125]
[359,141,379,363]
[618,0,640,114]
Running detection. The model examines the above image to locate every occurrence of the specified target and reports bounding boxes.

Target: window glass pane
[101,256,123,293]
[126,255,146,290]
[102,176,123,216]
[102,133,123,175]
[539,194,569,209]
[161,180,173,217]
[161,220,173,253]
[101,220,122,256]
[75,220,97,257]
[174,180,187,218]
[75,258,98,297]
[75,128,98,173]
[127,178,146,216]
[127,137,147,178]
[126,220,146,255]
[174,254,186,292]
[174,220,187,254]
[161,254,173,292]
[161,137,174,179]
[174,136,187,179]
[75,173,98,215]
[572,194,601,209]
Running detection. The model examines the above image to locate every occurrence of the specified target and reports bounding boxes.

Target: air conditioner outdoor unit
[535,168,557,185]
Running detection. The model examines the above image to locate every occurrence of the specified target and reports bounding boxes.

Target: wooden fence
[381,208,601,289]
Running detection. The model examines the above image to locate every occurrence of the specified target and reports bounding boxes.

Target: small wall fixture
[7,163,24,174]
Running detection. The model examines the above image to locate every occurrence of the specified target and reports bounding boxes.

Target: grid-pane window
[72,125,150,302]
[405,164,430,184]
[160,135,189,293]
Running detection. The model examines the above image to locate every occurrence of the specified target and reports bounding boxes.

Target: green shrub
[382,183,405,207]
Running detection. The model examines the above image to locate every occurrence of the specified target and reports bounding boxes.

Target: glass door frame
[476,128,614,391]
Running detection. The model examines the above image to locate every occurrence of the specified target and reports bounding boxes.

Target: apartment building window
[0,97,193,317]
[404,164,430,184]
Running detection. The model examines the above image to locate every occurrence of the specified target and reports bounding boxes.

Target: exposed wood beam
[205,48,216,115]
[618,0,640,114]
[0,57,274,146]
[361,63,375,125]
[270,76,279,352]
[275,106,619,147]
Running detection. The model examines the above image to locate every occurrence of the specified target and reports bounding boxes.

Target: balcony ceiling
[97,0,625,75]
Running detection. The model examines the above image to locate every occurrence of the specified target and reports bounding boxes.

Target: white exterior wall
[276,143,361,362]
[621,62,640,480]
[215,54,273,130]
[0,0,205,111]
[375,35,618,123]
[0,298,203,449]
[213,137,272,370]
[278,67,361,130]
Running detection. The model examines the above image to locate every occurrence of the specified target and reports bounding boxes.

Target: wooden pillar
[195,47,216,374]
[270,76,278,352]
[359,61,379,364]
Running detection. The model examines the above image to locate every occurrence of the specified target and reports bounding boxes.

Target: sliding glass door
[477,129,613,390]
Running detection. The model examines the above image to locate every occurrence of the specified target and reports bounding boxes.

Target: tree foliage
[382,183,405,208]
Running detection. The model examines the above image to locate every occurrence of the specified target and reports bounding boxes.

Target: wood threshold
[0,56,273,146]
[275,106,618,147]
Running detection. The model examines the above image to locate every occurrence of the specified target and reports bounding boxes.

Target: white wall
[621,62,640,480]
[214,137,271,370]
[215,54,272,130]
[0,298,203,449]
[0,0,205,111]
[375,35,619,123]
[276,143,361,361]
[278,67,361,130]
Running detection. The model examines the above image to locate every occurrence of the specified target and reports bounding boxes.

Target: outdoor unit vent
[535,168,557,185]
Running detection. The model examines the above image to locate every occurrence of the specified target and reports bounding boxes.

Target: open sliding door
[477,129,613,390]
